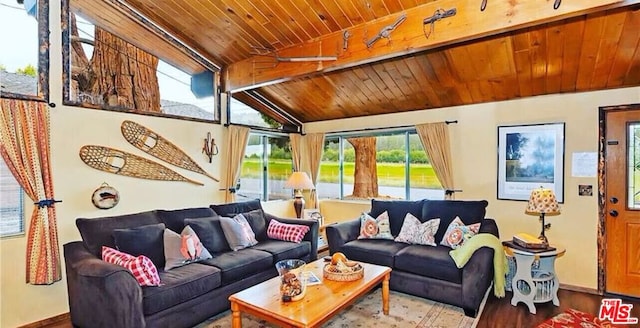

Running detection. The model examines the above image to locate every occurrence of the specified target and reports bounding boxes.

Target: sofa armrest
[460,246,495,316]
[264,213,319,261]
[479,218,499,238]
[64,241,145,328]
[325,218,361,255]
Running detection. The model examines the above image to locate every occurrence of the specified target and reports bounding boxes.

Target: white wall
[307,87,640,291]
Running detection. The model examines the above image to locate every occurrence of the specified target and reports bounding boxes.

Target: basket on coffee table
[323,263,364,281]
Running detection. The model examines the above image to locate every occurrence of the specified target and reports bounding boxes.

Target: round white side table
[506,245,566,314]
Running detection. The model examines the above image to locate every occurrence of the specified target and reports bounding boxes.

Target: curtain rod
[321,120,458,137]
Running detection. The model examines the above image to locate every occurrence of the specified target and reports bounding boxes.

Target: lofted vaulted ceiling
[90,0,640,124]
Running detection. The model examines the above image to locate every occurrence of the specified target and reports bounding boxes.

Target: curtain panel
[302,133,325,209]
[289,133,302,172]
[223,125,250,203]
[415,122,455,200]
[0,99,61,284]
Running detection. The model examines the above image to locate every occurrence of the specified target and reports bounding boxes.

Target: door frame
[598,103,640,294]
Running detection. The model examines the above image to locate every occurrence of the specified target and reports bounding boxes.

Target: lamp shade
[525,187,560,216]
[284,172,315,190]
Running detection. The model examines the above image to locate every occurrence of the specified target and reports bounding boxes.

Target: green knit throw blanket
[449,233,509,298]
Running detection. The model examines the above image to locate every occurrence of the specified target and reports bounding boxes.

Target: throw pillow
[440,217,481,249]
[267,219,310,243]
[113,223,166,269]
[163,225,213,271]
[219,214,259,251]
[102,246,161,286]
[394,213,440,246]
[357,211,393,240]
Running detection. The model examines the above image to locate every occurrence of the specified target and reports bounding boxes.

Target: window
[0,157,24,237]
[229,97,280,129]
[317,131,444,200]
[63,1,219,122]
[237,133,292,201]
[0,0,49,100]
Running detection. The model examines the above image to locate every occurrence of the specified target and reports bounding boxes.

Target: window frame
[319,129,444,201]
[239,131,292,201]
[60,0,221,124]
[0,157,25,238]
[0,0,49,102]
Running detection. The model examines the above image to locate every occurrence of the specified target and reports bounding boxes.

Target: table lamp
[525,187,560,246]
[284,171,315,218]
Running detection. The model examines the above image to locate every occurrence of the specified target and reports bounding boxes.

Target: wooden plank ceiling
[115,0,640,123]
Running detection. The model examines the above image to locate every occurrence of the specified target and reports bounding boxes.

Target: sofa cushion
[358,211,393,240]
[422,200,488,243]
[113,223,166,268]
[210,199,262,217]
[394,245,462,284]
[157,207,217,233]
[370,199,425,237]
[184,216,230,253]
[200,248,273,284]
[163,226,213,271]
[439,217,481,249]
[340,239,409,268]
[219,214,259,251]
[251,239,311,263]
[102,246,161,287]
[76,210,161,257]
[143,263,222,315]
[241,209,269,241]
[394,214,440,246]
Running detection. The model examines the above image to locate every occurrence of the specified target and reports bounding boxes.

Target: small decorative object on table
[275,259,307,302]
[323,252,364,282]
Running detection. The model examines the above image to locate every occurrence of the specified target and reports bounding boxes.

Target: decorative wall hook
[202,132,219,163]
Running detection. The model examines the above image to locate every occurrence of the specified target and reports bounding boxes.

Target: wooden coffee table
[228,259,391,328]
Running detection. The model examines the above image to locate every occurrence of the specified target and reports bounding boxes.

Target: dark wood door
[605,107,640,297]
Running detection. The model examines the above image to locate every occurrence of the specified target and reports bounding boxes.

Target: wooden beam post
[225,0,637,92]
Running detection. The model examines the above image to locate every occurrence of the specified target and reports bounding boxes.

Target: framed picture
[303,209,323,226]
[497,123,565,202]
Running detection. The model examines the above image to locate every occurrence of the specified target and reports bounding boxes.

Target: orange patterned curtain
[0,99,61,285]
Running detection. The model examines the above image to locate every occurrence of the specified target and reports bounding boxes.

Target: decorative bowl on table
[323,252,364,282]
[275,259,307,302]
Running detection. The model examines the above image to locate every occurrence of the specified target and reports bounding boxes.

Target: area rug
[197,289,478,328]
[536,308,618,328]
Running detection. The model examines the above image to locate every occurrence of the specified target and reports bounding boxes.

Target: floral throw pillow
[440,217,481,249]
[102,246,161,286]
[394,213,440,246]
[358,211,393,240]
[164,225,213,271]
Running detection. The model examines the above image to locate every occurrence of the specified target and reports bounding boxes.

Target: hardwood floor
[32,287,640,328]
[475,289,640,328]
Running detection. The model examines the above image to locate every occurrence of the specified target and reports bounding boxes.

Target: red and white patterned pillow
[267,219,310,243]
[440,217,481,249]
[357,211,393,240]
[102,246,161,286]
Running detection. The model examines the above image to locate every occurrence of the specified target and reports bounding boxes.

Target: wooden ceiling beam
[224,0,638,92]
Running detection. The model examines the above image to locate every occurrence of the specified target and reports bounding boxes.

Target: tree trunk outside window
[70,14,161,112]
[347,137,379,198]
